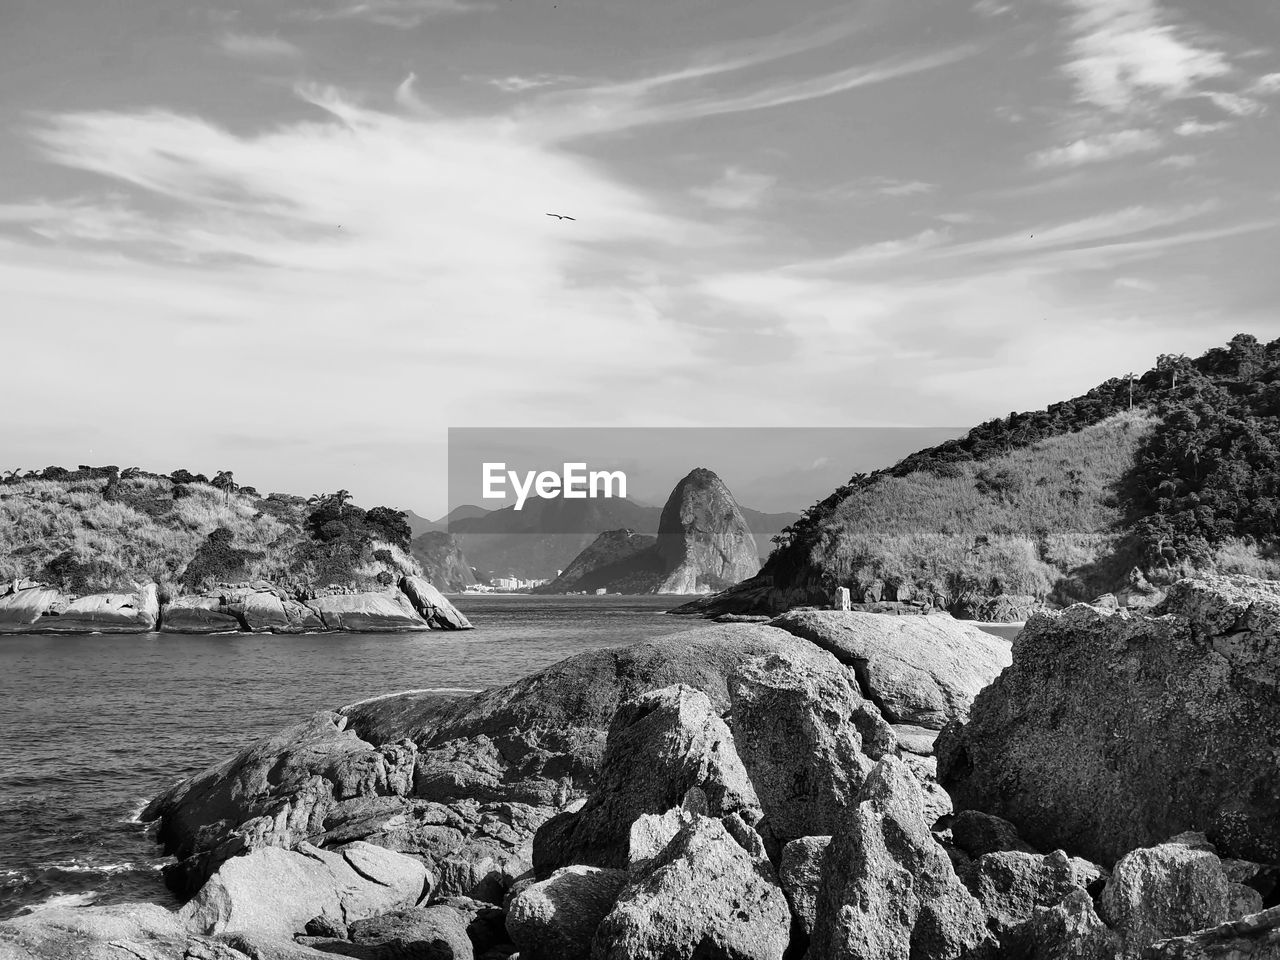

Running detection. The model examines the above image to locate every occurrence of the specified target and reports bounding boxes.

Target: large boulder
[726,647,895,845]
[1098,839,1231,956]
[950,810,1038,859]
[144,623,805,895]
[505,865,627,959]
[533,684,760,874]
[970,850,1102,940]
[161,595,244,633]
[306,591,430,631]
[1144,904,1280,959]
[142,710,419,895]
[179,841,430,940]
[769,610,1012,729]
[938,576,1280,864]
[1002,888,1122,960]
[346,904,474,959]
[591,815,791,960]
[237,591,325,633]
[0,585,63,631]
[400,575,474,629]
[36,584,159,633]
[780,835,830,937]
[809,756,994,960]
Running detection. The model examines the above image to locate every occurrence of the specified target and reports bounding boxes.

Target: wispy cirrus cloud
[294,0,486,27]
[217,32,302,60]
[1031,127,1162,167]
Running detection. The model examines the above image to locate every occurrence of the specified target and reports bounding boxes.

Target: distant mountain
[409,531,477,593]
[534,529,660,593]
[536,468,761,594]
[405,504,492,538]
[680,334,1280,617]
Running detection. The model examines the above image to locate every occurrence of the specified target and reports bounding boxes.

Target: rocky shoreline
[0,575,472,634]
[2,575,1278,959]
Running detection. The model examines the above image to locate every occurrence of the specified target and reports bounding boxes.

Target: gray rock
[951,810,1037,858]
[970,849,1099,939]
[809,756,994,960]
[727,647,893,843]
[306,592,430,632]
[1143,904,1280,959]
[779,835,830,937]
[1003,888,1122,960]
[591,815,791,960]
[348,904,474,959]
[1099,840,1231,957]
[533,684,761,874]
[939,576,1280,864]
[36,584,159,633]
[893,723,941,755]
[161,595,243,633]
[400,576,474,630]
[769,609,1012,729]
[505,865,626,959]
[179,841,429,940]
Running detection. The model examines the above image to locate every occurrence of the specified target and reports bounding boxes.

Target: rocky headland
[4,573,1278,958]
[538,468,762,595]
[0,574,471,634]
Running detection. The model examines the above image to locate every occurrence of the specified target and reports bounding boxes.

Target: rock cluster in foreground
[3,576,1279,960]
[0,574,471,634]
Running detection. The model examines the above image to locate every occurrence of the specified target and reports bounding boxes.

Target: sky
[1,0,1279,515]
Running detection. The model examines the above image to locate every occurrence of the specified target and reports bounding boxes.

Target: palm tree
[211,470,239,502]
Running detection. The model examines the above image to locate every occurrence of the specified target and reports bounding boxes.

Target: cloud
[217,33,302,60]
[488,75,577,94]
[1202,90,1264,117]
[1031,128,1162,167]
[526,47,975,140]
[295,0,485,27]
[691,167,776,211]
[1059,0,1230,112]
[1252,73,1280,95]
[1159,154,1197,169]
[1174,118,1228,136]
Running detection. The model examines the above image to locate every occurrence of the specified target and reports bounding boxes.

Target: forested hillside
[688,334,1280,615]
[0,466,420,597]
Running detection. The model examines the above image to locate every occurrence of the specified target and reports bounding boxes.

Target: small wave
[20,891,101,913]
[119,798,150,825]
[39,859,150,876]
[340,687,482,710]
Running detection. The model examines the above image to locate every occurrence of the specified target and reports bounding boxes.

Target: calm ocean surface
[0,595,705,918]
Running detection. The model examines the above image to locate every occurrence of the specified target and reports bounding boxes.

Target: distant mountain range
[408,494,799,582]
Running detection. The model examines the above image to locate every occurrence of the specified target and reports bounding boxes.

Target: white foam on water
[340,687,482,710]
[21,891,101,913]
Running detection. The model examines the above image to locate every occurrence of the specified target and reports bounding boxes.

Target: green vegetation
[760,335,1280,609]
[0,467,420,596]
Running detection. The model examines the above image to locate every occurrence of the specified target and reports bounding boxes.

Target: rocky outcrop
[970,849,1102,940]
[179,841,429,940]
[1144,905,1280,958]
[0,582,158,633]
[809,756,995,960]
[410,530,478,593]
[532,684,761,874]
[1002,888,1122,960]
[654,468,761,594]
[505,865,627,959]
[399,575,474,629]
[144,623,809,895]
[306,591,430,631]
[770,609,1013,729]
[344,904,474,959]
[726,646,894,844]
[1098,839,1231,956]
[591,814,791,960]
[780,835,830,937]
[162,595,244,633]
[938,576,1280,864]
[535,469,762,595]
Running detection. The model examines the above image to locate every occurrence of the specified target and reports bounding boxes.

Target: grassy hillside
[695,334,1280,615]
[0,467,421,597]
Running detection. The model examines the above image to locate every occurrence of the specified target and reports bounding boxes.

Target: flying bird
[546,213,576,221]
